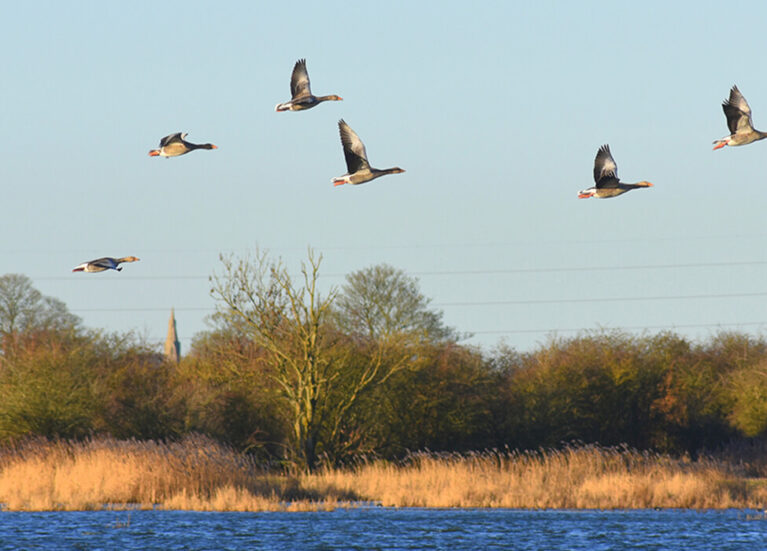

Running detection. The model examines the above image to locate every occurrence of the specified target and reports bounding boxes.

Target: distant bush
[491,331,767,455]
[0,330,100,441]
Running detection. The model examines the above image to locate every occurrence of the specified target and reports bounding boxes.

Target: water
[0,508,766,550]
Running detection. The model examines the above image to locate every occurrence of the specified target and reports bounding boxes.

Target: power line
[434,291,767,307]
[30,259,767,282]
[406,261,767,276]
[68,289,767,313]
[469,321,767,335]
[6,232,767,255]
[141,321,767,343]
[72,307,213,312]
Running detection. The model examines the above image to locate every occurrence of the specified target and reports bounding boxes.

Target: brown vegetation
[1,436,766,511]
[5,269,767,498]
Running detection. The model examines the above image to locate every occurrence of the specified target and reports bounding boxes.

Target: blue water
[0,508,766,550]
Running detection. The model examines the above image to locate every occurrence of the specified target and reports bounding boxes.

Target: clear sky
[4,1,767,353]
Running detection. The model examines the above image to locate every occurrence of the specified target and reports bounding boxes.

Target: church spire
[164,308,180,363]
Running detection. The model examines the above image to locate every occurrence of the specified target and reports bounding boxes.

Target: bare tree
[210,252,458,468]
[0,274,80,348]
[209,249,339,469]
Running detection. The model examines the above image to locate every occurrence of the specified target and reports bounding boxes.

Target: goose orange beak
[148,150,160,157]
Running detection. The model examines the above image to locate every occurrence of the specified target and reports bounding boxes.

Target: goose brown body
[72,256,140,273]
[578,145,653,199]
[713,85,767,149]
[275,59,342,112]
[332,120,404,186]
[148,133,218,157]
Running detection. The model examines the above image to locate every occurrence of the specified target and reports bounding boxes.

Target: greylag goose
[578,145,653,199]
[713,85,767,149]
[148,133,217,157]
[275,59,342,112]
[72,256,140,272]
[332,119,405,186]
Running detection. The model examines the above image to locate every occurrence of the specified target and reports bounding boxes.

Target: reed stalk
[1,437,765,511]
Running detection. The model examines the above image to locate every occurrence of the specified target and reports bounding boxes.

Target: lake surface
[0,508,766,550]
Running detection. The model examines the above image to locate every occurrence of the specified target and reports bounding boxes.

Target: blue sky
[4,1,767,353]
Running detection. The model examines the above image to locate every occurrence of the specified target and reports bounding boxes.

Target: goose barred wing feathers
[290,59,312,99]
[593,144,619,188]
[338,119,370,173]
[88,257,119,270]
[159,132,186,147]
[723,85,754,134]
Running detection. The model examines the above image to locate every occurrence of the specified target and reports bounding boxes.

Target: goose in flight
[713,85,767,149]
[148,133,217,157]
[275,59,342,112]
[72,256,140,273]
[578,145,653,199]
[332,119,405,186]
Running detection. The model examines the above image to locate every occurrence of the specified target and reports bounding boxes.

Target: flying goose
[713,85,767,149]
[275,59,342,112]
[332,119,404,186]
[148,132,217,157]
[72,256,140,272]
[578,145,653,199]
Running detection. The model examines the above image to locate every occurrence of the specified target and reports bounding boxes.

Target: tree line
[1,252,766,470]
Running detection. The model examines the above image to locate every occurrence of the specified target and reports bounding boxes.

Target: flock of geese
[71,61,765,273]
[579,85,764,199]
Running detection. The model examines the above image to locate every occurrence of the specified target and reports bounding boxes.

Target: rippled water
[0,508,766,550]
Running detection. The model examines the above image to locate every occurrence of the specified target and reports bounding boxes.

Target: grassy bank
[1,436,765,511]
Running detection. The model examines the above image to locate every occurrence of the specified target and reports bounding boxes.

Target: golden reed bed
[0,436,765,511]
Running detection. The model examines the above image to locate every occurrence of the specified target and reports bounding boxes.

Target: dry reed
[1,437,765,511]
[305,446,766,509]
